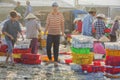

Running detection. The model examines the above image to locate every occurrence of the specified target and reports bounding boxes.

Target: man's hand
[10,36,14,40]
[22,36,24,41]
[62,33,66,37]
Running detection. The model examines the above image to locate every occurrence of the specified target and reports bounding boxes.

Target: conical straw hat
[25,13,38,19]
[99,36,110,42]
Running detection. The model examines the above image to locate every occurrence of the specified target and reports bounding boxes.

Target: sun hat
[25,13,38,19]
[96,14,106,19]
[73,18,81,23]
[88,8,97,13]
[99,36,110,42]
[114,16,120,21]
[17,13,22,18]
[52,2,59,7]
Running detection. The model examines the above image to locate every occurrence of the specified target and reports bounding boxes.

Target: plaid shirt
[94,19,105,39]
[94,19,106,38]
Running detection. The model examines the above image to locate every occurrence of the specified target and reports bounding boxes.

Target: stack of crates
[105,42,120,78]
[0,44,8,56]
[21,54,41,65]
[13,48,31,63]
[71,35,94,65]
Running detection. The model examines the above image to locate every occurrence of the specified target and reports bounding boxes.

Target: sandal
[11,63,15,66]
[45,60,52,66]
[54,62,58,67]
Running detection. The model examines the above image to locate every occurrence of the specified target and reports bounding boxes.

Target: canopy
[64,0,120,7]
[72,10,88,18]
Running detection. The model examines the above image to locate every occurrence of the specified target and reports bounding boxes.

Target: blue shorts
[6,40,15,54]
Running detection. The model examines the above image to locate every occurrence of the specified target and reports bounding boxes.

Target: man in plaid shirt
[94,14,106,39]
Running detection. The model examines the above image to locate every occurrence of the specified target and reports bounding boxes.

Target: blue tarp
[72,10,88,18]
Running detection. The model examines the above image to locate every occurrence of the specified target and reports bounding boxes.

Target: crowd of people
[1,0,120,67]
[1,1,65,67]
[73,8,120,42]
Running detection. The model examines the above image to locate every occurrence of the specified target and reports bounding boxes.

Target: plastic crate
[0,45,8,53]
[82,65,105,73]
[105,56,120,66]
[13,48,31,53]
[82,65,92,73]
[92,66,105,72]
[59,52,71,55]
[65,59,72,64]
[21,54,41,60]
[71,47,90,54]
[105,67,120,74]
[72,53,94,65]
[106,49,120,56]
[14,58,22,63]
[0,52,6,56]
[22,59,41,65]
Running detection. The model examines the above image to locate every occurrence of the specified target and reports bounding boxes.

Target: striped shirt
[46,12,64,35]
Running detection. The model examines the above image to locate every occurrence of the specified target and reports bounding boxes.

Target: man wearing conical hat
[82,8,96,36]
[25,13,41,54]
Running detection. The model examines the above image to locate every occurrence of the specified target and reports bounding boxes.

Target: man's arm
[3,32,14,40]
[61,13,65,36]
[19,32,24,40]
[17,23,24,40]
[36,21,41,33]
[2,21,14,40]
[44,14,50,35]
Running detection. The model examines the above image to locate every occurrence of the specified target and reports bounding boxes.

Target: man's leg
[5,53,9,64]
[30,38,38,54]
[46,35,53,62]
[6,40,14,64]
[53,35,60,66]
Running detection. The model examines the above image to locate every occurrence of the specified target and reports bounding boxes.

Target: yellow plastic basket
[13,54,21,58]
[40,39,46,48]
[72,53,94,65]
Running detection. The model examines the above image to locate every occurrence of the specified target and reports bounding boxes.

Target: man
[2,11,24,65]
[24,0,32,17]
[25,13,41,54]
[82,8,96,36]
[44,2,65,67]
[110,16,120,42]
[14,1,26,24]
[94,14,106,39]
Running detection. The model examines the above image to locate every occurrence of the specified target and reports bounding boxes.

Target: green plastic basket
[71,47,90,54]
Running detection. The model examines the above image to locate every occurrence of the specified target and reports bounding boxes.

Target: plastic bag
[93,42,106,54]
[60,36,65,43]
